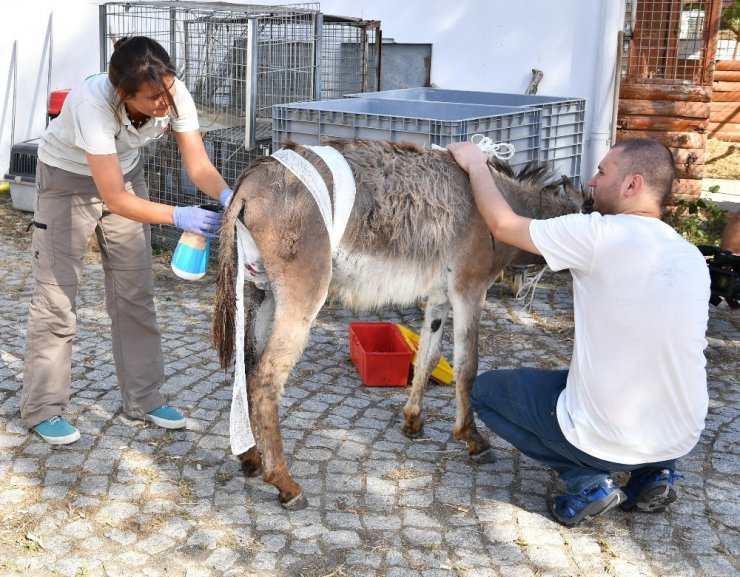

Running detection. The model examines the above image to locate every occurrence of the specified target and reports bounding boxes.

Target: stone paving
[0,192,738,577]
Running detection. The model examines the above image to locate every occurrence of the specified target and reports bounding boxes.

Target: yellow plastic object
[396,324,454,385]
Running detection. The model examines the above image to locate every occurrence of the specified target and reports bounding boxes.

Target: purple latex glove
[173,206,221,238]
[219,187,234,208]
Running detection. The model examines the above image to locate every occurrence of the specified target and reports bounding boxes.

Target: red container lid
[48,89,71,116]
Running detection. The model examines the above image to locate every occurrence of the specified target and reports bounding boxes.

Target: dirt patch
[705,138,740,180]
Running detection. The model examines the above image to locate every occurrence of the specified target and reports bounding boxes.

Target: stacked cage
[101,1,322,249]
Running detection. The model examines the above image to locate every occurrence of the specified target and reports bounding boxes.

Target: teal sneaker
[32,416,80,445]
[550,478,626,526]
[144,404,186,429]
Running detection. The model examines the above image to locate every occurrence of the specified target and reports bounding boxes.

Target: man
[447,138,710,526]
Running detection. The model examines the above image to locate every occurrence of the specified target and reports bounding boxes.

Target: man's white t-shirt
[38,73,200,176]
[530,212,710,464]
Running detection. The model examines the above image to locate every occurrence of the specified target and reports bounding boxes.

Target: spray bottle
[171,204,220,280]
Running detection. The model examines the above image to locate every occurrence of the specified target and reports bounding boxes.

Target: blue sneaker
[144,404,186,429]
[620,468,680,513]
[550,478,626,526]
[32,416,80,445]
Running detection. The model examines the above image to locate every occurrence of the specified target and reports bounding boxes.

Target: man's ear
[623,173,644,198]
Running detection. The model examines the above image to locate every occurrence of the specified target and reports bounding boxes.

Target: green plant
[665,198,727,247]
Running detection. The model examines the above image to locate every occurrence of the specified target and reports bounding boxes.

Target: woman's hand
[173,206,221,238]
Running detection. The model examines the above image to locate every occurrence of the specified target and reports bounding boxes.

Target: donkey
[213,138,589,510]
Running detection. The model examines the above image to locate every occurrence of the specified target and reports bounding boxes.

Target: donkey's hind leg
[250,279,330,510]
[402,291,451,438]
[449,287,495,464]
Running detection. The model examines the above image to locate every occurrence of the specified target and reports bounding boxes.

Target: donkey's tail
[212,184,242,370]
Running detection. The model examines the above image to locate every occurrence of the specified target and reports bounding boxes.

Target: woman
[21,36,233,444]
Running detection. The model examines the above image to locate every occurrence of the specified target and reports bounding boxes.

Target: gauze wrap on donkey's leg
[230,146,356,455]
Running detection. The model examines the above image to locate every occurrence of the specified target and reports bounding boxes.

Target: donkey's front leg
[450,290,495,463]
[402,292,450,437]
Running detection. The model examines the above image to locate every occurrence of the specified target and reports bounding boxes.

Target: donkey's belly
[329,249,447,311]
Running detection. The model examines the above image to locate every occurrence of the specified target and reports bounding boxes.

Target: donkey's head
[488,159,592,220]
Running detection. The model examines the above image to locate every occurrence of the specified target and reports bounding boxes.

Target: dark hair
[108,36,179,124]
[612,138,676,208]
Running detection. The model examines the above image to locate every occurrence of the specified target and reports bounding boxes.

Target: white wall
[0,0,624,182]
[1,2,102,173]
[318,0,625,180]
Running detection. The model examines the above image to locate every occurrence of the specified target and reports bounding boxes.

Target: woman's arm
[87,153,176,224]
[175,129,230,203]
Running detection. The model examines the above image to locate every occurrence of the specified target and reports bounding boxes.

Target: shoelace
[48,416,61,426]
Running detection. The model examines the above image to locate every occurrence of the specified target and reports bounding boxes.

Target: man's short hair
[613,138,676,207]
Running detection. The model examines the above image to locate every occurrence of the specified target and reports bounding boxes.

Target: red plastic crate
[349,322,413,386]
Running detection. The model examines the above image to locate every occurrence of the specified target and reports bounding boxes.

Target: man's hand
[446,141,489,174]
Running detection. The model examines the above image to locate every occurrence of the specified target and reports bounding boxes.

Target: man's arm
[447,141,540,255]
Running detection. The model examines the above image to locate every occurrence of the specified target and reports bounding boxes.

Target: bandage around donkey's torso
[230,145,356,456]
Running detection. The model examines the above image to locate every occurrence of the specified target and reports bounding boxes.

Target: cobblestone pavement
[1,193,738,577]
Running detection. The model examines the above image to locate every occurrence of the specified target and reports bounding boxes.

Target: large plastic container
[345,88,585,184]
[349,322,413,387]
[273,98,541,169]
[4,139,39,212]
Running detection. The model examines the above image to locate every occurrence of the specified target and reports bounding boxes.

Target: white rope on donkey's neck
[470,134,516,160]
[431,134,515,160]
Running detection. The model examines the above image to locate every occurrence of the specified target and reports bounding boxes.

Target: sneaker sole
[634,484,677,513]
[551,488,627,526]
[144,414,186,429]
[620,482,677,513]
[34,428,80,445]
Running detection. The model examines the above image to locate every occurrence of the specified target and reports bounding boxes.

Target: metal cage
[319,15,381,99]
[100,2,380,249]
[622,0,720,85]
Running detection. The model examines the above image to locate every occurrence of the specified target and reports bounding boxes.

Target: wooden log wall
[616,83,712,203]
[709,60,740,142]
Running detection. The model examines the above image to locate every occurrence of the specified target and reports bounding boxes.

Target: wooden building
[709,59,740,141]
[616,0,724,203]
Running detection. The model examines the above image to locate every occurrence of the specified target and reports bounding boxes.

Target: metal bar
[46,12,54,128]
[98,3,107,72]
[245,17,257,148]
[10,40,17,146]
[313,13,323,102]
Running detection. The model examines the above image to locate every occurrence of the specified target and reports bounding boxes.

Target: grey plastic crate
[4,139,39,212]
[272,98,541,169]
[346,88,585,184]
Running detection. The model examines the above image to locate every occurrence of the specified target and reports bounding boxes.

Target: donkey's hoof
[471,447,496,464]
[402,423,425,439]
[281,492,308,511]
